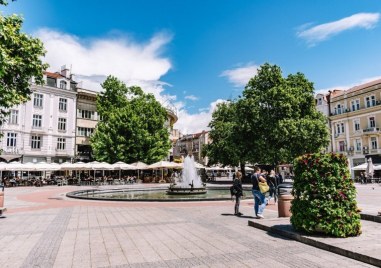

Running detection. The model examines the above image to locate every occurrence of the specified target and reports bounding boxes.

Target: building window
[78,109,95,120]
[59,98,67,112]
[46,77,57,87]
[317,98,322,105]
[33,93,43,108]
[32,114,42,128]
[59,80,67,89]
[339,141,345,152]
[371,137,378,149]
[354,119,360,131]
[369,117,376,128]
[57,138,66,150]
[355,139,361,151]
[8,109,18,124]
[31,135,42,149]
[58,118,66,131]
[77,127,94,137]
[336,104,342,114]
[6,133,17,147]
[366,96,376,108]
[351,99,360,111]
[336,122,344,134]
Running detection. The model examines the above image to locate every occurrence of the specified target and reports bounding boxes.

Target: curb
[248,220,381,267]
[361,213,381,223]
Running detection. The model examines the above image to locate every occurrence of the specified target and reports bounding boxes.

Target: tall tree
[0,3,48,127]
[90,76,171,164]
[203,100,253,173]
[241,63,329,165]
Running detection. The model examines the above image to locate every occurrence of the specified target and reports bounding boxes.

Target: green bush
[290,152,361,237]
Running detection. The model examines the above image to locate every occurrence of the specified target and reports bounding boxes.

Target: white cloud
[174,99,226,134]
[184,95,199,101]
[297,13,380,46]
[220,64,258,87]
[36,28,172,95]
[36,28,224,134]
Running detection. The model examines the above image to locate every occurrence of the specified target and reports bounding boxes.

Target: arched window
[60,80,67,89]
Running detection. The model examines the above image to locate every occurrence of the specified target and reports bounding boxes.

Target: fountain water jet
[167,154,206,195]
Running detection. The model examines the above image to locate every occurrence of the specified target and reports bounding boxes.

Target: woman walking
[233,171,243,216]
[252,167,267,219]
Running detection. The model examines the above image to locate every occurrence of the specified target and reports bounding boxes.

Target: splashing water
[176,155,203,187]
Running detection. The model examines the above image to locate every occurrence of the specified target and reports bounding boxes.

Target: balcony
[362,127,380,135]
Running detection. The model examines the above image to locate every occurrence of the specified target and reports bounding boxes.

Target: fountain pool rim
[66,186,253,202]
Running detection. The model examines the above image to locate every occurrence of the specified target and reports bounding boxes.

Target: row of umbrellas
[0,160,192,172]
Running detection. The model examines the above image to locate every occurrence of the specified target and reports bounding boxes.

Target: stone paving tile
[0,186,379,267]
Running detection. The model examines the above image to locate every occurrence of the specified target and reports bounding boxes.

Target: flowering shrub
[290,153,361,237]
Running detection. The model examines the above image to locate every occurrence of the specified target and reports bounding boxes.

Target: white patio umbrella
[148,161,182,181]
[193,162,205,169]
[148,161,182,169]
[366,157,374,179]
[90,161,113,179]
[111,161,136,170]
[34,162,61,171]
[130,161,148,169]
[112,161,136,179]
[351,163,368,170]
[130,161,149,180]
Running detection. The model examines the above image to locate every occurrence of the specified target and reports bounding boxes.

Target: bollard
[0,184,6,216]
[277,183,293,217]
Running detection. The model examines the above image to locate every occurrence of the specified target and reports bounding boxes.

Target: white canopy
[90,161,114,170]
[148,161,182,169]
[59,161,91,170]
[352,163,368,170]
[34,162,62,171]
[205,166,229,171]
[112,161,136,170]
[130,161,149,169]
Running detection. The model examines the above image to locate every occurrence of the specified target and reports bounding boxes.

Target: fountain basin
[167,187,207,195]
[66,186,253,202]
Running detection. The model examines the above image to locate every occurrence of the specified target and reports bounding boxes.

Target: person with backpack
[231,171,243,216]
[268,170,277,204]
[252,166,268,219]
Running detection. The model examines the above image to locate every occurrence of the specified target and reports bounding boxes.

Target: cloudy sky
[3,0,381,133]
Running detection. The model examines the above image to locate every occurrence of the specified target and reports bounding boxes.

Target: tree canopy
[90,76,171,164]
[202,100,252,172]
[0,3,48,127]
[204,63,329,168]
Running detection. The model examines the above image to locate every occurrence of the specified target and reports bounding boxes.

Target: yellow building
[329,79,381,175]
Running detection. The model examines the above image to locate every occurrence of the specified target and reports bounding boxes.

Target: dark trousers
[235,196,241,214]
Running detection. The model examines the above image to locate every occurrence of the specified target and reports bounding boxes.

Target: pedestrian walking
[232,171,243,216]
[252,167,268,219]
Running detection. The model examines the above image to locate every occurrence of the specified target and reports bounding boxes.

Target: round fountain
[167,154,207,195]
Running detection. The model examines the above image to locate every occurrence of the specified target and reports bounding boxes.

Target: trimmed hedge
[290,153,361,237]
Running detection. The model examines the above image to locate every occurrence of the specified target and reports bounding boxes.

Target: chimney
[61,65,70,79]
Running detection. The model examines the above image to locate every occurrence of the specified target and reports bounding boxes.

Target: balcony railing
[330,101,381,116]
[362,127,380,134]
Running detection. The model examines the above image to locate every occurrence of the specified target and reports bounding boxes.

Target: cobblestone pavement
[0,185,377,268]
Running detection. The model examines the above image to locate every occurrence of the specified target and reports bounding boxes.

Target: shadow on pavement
[221,213,256,219]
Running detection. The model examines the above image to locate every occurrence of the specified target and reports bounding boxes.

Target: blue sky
[2,0,381,133]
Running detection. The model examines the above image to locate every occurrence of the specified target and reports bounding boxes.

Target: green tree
[203,100,253,174]
[241,63,329,165]
[90,76,171,164]
[0,3,48,127]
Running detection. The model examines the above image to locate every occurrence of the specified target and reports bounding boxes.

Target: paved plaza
[0,183,380,268]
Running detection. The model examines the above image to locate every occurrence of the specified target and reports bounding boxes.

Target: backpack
[230,185,238,196]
